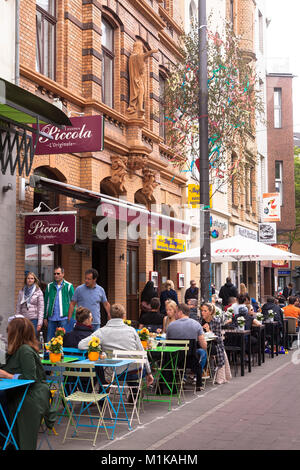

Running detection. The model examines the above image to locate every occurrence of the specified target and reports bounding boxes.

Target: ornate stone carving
[127,154,147,174]
[110,155,128,193]
[141,167,159,202]
[127,40,158,118]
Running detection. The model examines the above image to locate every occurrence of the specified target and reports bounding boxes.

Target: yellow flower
[92,341,97,348]
[128,320,131,325]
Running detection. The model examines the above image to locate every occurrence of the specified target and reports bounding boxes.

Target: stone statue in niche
[127,40,158,117]
[141,167,158,201]
[110,155,128,193]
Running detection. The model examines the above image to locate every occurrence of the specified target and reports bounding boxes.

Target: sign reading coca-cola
[24,214,76,245]
[33,115,104,155]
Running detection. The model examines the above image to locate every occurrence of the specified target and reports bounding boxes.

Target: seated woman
[139,298,164,333]
[162,299,178,333]
[0,317,56,450]
[200,303,231,384]
[140,281,158,316]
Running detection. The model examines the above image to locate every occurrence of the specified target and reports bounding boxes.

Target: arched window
[101,18,114,108]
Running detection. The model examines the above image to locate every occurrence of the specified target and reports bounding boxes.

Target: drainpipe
[15,0,20,85]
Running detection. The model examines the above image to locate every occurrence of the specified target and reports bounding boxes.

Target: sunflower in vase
[138,328,150,349]
[87,336,104,361]
[47,335,64,362]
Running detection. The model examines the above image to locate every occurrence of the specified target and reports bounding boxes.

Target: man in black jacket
[184,280,199,304]
[219,277,238,307]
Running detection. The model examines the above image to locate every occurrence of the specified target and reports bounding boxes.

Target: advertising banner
[154,236,186,253]
[33,115,104,155]
[272,243,289,268]
[24,214,76,245]
[188,184,212,206]
[262,193,281,222]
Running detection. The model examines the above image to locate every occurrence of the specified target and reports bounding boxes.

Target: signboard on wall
[24,214,76,245]
[188,184,212,207]
[154,236,186,253]
[33,115,104,155]
[258,223,277,244]
[262,193,281,222]
[272,243,289,268]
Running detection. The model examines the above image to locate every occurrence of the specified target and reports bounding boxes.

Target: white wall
[0,0,15,82]
[254,0,269,219]
[0,0,16,337]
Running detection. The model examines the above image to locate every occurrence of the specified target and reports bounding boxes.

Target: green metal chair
[62,363,109,446]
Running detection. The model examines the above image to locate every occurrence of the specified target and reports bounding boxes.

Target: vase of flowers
[237,316,246,330]
[88,336,102,361]
[55,327,66,338]
[256,312,263,324]
[225,307,234,320]
[268,310,275,322]
[138,328,150,349]
[48,335,64,363]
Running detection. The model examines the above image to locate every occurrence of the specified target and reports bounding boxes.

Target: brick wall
[15,0,186,318]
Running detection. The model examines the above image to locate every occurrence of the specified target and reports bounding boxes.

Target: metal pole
[198,0,211,302]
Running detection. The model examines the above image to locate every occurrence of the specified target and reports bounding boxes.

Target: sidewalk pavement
[40,350,300,451]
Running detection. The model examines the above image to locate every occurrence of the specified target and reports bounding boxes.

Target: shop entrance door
[127,243,139,322]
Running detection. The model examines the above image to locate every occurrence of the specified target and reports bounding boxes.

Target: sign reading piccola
[33,115,104,155]
[24,214,76,245]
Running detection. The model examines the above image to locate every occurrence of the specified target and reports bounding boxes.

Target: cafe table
[263,321,280,358]
[74,358,135,440]
[0,378,34,450]
[224,329,251,377]
[41,356,80,424]
[143,345,184,411]
[252,325,265,366]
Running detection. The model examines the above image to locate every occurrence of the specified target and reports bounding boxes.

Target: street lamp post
[198,0,211,302]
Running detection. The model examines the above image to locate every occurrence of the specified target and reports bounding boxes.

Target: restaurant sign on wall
[33,115,104,154]
[24,214,76,245]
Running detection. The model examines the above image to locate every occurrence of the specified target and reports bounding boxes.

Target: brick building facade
[16,0,190,323]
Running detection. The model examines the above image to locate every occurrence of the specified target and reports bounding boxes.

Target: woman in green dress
[0,317,56,450]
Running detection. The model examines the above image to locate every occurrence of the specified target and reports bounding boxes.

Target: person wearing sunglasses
[44,266,75,341]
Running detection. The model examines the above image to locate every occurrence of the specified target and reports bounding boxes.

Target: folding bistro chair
[62,363,109,446]
[110,350,148,427]
[286,317,300,349]
[160,340,189,401]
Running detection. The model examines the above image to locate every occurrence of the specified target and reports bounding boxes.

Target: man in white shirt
[78,303,154,387]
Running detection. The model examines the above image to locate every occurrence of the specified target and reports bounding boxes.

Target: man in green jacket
[44,266,75,341]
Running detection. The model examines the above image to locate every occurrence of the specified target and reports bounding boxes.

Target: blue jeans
[30,318,38,335]
[47,319,69,342]
[197,348,207,371]
[92,323,100,332]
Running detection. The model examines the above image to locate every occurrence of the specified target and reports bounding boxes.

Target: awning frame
[29,175,196,235]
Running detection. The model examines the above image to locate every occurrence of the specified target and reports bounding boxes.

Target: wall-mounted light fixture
[120,253,125,261]
[2,183,13,193]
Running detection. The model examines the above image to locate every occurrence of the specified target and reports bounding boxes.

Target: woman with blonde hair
[239,283,248,296]
[200,303,231,385]
[162,299,178,333]
[160,280,178,315]
[16,272,44,334]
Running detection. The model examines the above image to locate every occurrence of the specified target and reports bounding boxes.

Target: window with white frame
[36,0,56,80]
[101,18,114,108]
[274,88,282,128]
[275,160,283,205]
